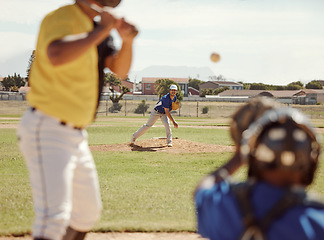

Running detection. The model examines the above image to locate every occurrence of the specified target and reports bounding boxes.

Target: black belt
[30,107,82,130]
[60,121,82,130]
[154,108,164,114]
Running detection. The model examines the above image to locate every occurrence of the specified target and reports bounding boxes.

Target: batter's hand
[173,121,178,128]
[115,18,138,42]
[78,0,117,34]
[98,10,118,33]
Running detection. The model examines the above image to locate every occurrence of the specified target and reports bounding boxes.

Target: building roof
[219,89,307,98]
[188,87,200,93]
[200,81,218,87]
[219,90,264,96]
[300,89,324,94]
[210,81,243,86]
[267,90,301,97]
[142,77,189,83]
[200,81,243,88]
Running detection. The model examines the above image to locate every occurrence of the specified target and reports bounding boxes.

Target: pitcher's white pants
[132,109,172,144]
[17,108,102,240]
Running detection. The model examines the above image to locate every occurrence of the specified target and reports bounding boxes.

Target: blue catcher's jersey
[195,180,324,240]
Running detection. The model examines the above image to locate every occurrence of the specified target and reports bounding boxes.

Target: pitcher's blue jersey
[154,93,177,114]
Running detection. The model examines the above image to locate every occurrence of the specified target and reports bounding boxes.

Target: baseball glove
[172,101,180,110]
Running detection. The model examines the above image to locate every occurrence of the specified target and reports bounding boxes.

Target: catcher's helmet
[241,107,321,185]
[230,97,280,147]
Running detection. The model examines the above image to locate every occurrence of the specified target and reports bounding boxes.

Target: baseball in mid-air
[210,52,220,63]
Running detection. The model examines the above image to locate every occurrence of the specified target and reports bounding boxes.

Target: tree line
[188,77,323,97]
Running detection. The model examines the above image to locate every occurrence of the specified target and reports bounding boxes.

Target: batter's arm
[104,18,137,79]
[47,11,116,66]
[164,108,178,128]
[104,41,133,79]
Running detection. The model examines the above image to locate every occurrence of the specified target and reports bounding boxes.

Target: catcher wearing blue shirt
[195,99,324,240]
[131,84,179,147]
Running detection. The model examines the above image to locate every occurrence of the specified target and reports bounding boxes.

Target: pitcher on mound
[131,84,179,147]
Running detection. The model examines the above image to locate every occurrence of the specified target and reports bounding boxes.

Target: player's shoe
[131,135,136,144]
[167,143,172,147]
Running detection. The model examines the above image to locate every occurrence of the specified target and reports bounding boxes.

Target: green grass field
[0,120,236,236]
[1,106,324,236]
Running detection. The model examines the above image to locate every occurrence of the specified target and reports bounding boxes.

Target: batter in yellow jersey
[17,1,138,240]
[28,4,99,128]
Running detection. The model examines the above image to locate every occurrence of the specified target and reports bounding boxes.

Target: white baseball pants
[132,109,172,144]
[17,108,102,240]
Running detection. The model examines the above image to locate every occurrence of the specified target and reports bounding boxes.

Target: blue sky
[0,0,324,85]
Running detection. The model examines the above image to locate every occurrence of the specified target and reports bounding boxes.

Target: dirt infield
[0,232,205,240]
[90,137,234,153]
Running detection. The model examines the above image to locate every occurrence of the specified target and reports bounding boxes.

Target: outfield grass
[88,124,233,146]
[0,120,236,236]
[1,117,324,236]
[94,151,237,232]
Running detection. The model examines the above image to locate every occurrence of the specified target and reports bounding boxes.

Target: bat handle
[90,3,104,13]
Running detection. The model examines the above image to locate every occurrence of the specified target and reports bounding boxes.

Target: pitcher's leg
[132,111,160,140]
[161,114,172,145]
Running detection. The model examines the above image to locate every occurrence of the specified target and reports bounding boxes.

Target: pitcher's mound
[90,138,234,154]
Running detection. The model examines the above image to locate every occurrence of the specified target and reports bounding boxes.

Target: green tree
[26,50,36,83]
[274,85,286,90]
[241,81,304,91]
[286,83,303,90]
[306,81,323,89]
[2,77,14,91]
[242,83,251,90]
[154,78,183,100]
[213,86,229,95]
[2,73,26,91]
[189,78,204,90]
[104,72,130,112]
[267,85,279,90]
[250,83,267,90]
[134,100,150,115]
[289,81,304,88]
[199,88,213,97]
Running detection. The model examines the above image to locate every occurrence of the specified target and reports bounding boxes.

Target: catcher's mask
[230,96,279,147]
[240,108,321,185]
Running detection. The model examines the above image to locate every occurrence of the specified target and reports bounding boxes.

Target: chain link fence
[96,99,245,120]
[2,96,324,122]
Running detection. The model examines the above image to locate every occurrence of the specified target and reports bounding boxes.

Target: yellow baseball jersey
[28,4,98,128]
